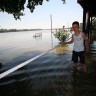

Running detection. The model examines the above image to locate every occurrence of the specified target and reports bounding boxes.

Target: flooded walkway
[0,42,96,96]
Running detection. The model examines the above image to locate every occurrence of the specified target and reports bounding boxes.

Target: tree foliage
[0,0,65,20]
[54,29,69,42]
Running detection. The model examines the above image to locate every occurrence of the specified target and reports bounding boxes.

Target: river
[0,30,96,96]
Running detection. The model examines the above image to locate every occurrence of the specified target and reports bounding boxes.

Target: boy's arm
[82,32,90,52]
[62,35,74,44]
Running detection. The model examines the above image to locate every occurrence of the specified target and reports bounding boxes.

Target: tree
[0,0,65,20]
[54,28,69,42]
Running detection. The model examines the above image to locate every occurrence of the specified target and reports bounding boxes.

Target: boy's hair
[72,21,79,26]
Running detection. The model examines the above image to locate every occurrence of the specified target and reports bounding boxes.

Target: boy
[63,21,89,72]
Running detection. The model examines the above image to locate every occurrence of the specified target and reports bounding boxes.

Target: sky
[0,0,83,29]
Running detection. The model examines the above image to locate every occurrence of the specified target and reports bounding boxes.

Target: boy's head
[72,21,79,32]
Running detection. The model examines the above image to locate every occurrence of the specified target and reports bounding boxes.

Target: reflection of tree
[54,44,69,55]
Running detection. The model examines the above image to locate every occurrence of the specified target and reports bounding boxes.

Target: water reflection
[0,30,58,67]
[54,44,69,55]
[1,31,96,96]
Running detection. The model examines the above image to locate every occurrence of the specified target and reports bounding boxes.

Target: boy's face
[72,24,79,32]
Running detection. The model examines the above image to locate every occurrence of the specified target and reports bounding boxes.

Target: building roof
[77,0,96,16]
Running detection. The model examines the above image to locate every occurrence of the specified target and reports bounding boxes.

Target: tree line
[0,28,42,33]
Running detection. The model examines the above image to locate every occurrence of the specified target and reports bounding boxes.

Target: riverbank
[0,29,42,33]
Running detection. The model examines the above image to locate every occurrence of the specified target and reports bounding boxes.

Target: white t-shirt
[73,32,84,52]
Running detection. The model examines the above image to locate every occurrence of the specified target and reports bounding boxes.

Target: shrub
[54,29,69,42]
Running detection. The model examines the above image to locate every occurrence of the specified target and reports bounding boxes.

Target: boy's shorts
[72,50,85,64]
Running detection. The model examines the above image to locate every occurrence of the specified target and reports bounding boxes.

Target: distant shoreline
[0,29,43,33]
[0,28,54,33]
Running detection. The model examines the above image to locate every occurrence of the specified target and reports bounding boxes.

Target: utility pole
[50,14,52,34]
[50,14,53,48]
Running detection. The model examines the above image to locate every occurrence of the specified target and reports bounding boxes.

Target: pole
[50,14,53,49]
[50,14,52,34]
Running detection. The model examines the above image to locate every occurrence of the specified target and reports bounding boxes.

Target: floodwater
[0,30,96,96]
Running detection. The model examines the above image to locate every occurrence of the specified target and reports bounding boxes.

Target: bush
[54,29,69,42]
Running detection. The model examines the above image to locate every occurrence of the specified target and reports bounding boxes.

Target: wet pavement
[0,42,96,96]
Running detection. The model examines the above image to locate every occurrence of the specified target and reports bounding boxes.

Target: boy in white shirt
[63,21,89,73]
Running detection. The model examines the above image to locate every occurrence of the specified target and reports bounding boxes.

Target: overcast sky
[0,0,83,29]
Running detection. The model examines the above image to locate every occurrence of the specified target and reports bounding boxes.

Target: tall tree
[0,0,65,20]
